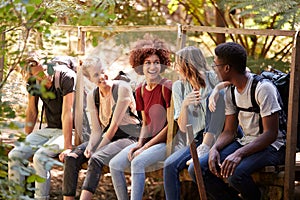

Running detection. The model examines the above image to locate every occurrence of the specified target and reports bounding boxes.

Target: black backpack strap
[250,75,261,113]
[231,75,263,133]
[230,75,261,113]
[231,85,237,107]
[93,87,100,112]
[39,104,44,129]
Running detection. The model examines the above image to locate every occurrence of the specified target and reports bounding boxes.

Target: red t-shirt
[135,78,172,137]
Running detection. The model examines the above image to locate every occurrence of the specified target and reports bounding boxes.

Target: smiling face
[143,54,161,82]
[82,57,109,87]
[89,64,109,87]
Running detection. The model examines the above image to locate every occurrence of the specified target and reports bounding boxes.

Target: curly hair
[129,36,171,75]
[176,46,209,90]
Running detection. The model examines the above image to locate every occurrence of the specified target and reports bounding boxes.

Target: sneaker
[186,143,210,165]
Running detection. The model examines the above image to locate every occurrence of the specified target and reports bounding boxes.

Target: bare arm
[25,94,39,134]
[209,81,230,112]
[84,91,103,158]
[62,92,74,150]
[58,92,74,162]
[97,88,131,149]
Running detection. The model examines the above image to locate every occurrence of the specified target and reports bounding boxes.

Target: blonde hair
[176,46,208,90]
[81,57,102,80]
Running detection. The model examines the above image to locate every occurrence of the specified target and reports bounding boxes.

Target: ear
[224,64,231,72]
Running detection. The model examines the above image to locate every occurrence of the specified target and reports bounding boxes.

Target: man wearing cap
[8,52,76,200]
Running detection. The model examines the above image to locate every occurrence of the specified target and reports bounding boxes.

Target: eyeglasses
[211,63,227,69]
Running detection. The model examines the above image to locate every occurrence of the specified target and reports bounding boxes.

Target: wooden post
[0,32,5,84]
[74,64,84,146]
[166,97,176,157]
[77,27,86,55]
[284,31,300,200]
[186,124,207,200]
[181,30,187,49]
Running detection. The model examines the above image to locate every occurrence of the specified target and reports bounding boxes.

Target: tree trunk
[215,7,225,44]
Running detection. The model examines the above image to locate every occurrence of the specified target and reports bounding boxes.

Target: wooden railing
[66,25,299,199]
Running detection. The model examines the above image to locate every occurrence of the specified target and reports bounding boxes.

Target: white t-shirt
[225,73,285,150]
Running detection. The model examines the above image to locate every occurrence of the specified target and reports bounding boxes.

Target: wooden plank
[186,124,207,200]
[74,64,84,146]
[166,97,176,157]
[0,33,4,84]
[284,31,300,200]
[181,25,296,37]
[176,24,182,51]
[54,25,296,37]
[77,28,86,55]
[53,25,177,33]
[181,30,187,49]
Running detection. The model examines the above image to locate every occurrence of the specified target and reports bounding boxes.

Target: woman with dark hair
[109,36,172,200]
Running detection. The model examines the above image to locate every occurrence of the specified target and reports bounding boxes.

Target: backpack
[231,71,288,136]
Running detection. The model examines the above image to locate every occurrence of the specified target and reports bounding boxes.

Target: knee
[227,168,244,187]
[88,155,103,170]
[131,158,145,172]
[8,148,21,160]
[163,158,177,173]
[188,163,196,181]
[109,157,117,169]
[64,154,78,168]
[32,152,44,166]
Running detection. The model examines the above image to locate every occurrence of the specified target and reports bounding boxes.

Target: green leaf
[92,36,98,47]
[0,170,7,178]
[30,0,43,4]
[26,174,36,183]
[25,5,35,14]
[47,63,55,76]
[35,175,46,183]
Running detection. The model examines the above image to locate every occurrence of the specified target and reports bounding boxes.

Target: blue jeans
[163,133,203,200]
[109,142,166,200]
[188,141,286,200]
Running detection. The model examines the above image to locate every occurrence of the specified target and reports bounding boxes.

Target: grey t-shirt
[225,73,285,150]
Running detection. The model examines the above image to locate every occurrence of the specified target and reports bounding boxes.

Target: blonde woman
[163,46,225,200]
[62,57,140,200]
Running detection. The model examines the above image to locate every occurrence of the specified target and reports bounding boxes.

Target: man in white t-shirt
[188,42,286,200]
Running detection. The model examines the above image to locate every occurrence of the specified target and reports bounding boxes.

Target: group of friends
[7,35,286,200]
